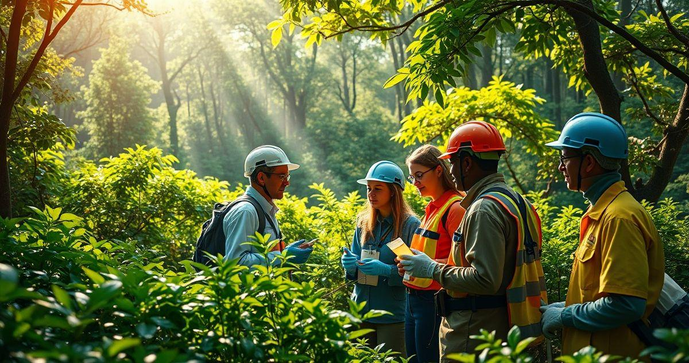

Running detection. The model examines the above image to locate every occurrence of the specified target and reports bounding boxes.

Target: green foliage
[8,106,76,216]
[642,328,689,362]
[61,146,230,264]
[532,191,583,302]
[78,37,160,159]
[645,199,689,290]
[394,77,556,153]
[447,326,536,362]
[306,95,406,195]
[0,206,392,361]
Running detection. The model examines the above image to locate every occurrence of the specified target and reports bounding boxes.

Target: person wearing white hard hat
[222,145,313,266]
[340,161,420,356]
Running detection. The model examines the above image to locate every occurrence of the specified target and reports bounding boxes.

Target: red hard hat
[438,121,506,159]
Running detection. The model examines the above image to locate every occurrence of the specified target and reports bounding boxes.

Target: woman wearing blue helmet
[340,161,420,356]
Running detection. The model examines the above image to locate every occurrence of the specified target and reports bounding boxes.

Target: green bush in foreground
[1,206,688,362]
[0,207,390,362]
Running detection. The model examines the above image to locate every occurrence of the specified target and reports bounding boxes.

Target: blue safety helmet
[357,161,406,190]
[546,112,628,159]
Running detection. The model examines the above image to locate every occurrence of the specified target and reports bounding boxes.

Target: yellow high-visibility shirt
[562,181,664,359]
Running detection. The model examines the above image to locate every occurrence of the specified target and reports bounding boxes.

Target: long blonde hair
[406,144,458,194]
[358,183,413,246]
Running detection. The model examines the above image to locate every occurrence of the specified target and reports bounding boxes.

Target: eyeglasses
[559,154,581,165]
[407,166,437,183]
[266,172,291,182]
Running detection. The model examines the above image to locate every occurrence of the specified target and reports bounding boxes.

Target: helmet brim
[545,141,565,150]
[357,177,390,185]
[438,152,453,160]
[357,177,404,190]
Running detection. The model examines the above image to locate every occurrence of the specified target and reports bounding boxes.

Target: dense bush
[0,207,390,361]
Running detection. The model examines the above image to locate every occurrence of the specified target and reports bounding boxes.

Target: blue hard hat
[357,161,406,190]
[546,112,628,159]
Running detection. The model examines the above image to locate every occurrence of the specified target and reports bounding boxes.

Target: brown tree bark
[636,85,689,201]
[564,0,628,186]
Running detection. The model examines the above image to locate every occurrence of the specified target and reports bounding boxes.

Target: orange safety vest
[446,188,547,341]
[404,193,462,290]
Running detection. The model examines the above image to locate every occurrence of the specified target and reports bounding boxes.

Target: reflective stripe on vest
[484,191,547,341]
[446,190,547,341]
[405,195,463,289]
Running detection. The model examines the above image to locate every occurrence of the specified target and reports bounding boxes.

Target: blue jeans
[405,289,441,362]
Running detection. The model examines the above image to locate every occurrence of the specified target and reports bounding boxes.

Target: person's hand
[539,304,565,339]
[394,257,405,276]
[398,249,437,278]
[284,240,313,264]
[358,258,392,276]
[341,247,358,275]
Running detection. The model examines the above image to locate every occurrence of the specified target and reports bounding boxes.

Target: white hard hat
[244,145,300,178]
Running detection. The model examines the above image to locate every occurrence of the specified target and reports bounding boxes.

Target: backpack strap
[475,186,537,256]
[231,195,284,240]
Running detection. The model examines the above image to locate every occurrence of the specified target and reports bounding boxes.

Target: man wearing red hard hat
[398,121,547,359]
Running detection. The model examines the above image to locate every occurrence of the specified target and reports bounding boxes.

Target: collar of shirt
[246,186,279,217]
[426,189,461,216]
[376,213,394,226]
[584,180,627,221]
[460,173,506,209]
[583,171,622,206]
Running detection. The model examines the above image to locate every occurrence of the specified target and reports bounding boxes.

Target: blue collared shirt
[346,214,421,324]
[223,186,282,266]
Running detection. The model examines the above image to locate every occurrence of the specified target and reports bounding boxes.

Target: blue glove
[358,258,392,277]
[284,239,313,264]
[539,305,564,339]
[398,249,437,278]
[341,248,358,275]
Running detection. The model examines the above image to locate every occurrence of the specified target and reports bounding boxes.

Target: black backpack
[193,195,267,266]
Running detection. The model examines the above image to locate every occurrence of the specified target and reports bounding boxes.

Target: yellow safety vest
[447,189,547,341]
[405,194,463,289]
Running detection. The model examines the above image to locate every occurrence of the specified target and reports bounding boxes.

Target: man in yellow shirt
[542,113,665,359]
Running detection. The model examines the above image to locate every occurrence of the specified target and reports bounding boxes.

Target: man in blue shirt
[223,145,313,266]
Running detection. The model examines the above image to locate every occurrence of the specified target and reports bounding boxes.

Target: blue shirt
[346,214,421,324]
[223,186,282,266]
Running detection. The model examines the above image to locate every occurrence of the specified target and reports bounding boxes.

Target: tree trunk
[0,1,29,218]
[552,67,562,127]
[565,0,627,187]
[197,68,215,152]
[480,44,493,88]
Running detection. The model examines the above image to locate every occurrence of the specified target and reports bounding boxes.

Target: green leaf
[107,338,141,357]
[348,328,375,340]
[82,267,105,284]
[435,88,445,108]
[52,285,72,311]
[136,323,157,339]
[383,72,408,89]
[271,27,283,48]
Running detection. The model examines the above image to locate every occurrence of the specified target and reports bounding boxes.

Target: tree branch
[12,0,83,102]
[169,45,208,83]
[654,0,689,46]
[325,0,454,39]
[625,59,668,126]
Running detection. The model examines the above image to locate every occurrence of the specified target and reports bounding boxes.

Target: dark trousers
[405,289,441,363]
[360,321,406,356]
